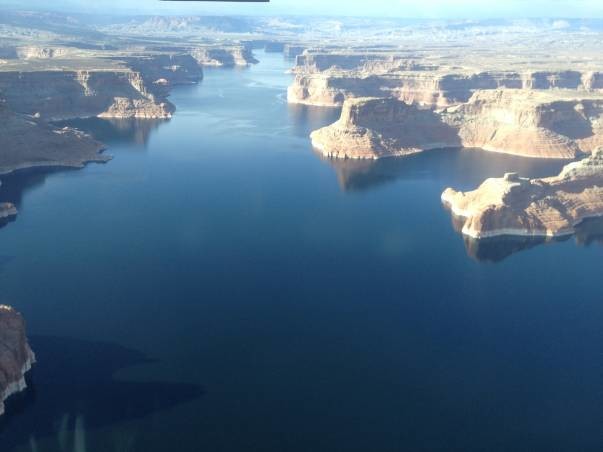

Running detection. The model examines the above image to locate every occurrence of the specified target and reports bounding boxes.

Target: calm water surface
[1,51,602,452]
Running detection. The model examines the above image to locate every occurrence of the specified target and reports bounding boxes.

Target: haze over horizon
[2,0,603,19]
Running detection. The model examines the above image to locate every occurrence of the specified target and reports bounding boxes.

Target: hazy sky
[5,0,603,18]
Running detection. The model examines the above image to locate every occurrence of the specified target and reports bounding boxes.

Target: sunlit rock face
[447,90,603,159]
[0,202,17,222]
[311,90,603,160]
[287,45,603,109]
[190,46,258,67]
[442,148,603,239]
[311,97,460,159]
[0,306,35,417]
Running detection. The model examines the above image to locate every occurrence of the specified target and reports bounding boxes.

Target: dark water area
[1,51,603,451]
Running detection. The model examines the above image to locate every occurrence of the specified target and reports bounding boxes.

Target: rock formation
[441,148,603,238]
[288,46,603,108]
[0,69,174,120]
[0,202,18,223]
[0,305,35,417]
[311,91,603,160]
[311,97,460,159]
[191,45,257,67]
[0,101,108,175]
[283,44,306,59]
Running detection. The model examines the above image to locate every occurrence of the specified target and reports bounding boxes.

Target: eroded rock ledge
[441,148,603,238]
[311,92,603,160]
[0,305,35,417]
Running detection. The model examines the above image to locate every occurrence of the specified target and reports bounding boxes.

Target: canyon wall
[191,45,257,67]
[0,69,174,120]
[311,97,459,159]
[0,306,35,417]
[288,51,603,108]
[311,91,603,160]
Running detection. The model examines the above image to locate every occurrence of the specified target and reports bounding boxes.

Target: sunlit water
[1,51,602,452]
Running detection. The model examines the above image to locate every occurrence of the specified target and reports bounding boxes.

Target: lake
[1,50,602,452]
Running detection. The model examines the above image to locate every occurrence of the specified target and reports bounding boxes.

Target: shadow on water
[287,104,341,138]
[322,148,570,193]
[318,147,603,261]
[54,118,169,149]
[0,168,73,209]
[0,118,167,234]
[0,336,204,451]
[453,216,603,263]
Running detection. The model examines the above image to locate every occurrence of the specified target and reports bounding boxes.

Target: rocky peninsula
[0,305,35,417]
[311,91,603,160]
[442,148,603,238]
[0,10,273,219]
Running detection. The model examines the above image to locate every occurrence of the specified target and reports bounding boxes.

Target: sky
[5,0,603,18]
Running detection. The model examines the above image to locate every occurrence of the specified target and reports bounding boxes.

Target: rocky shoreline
[310,91,603,160]
[441,148,603,239]
[0,306,35,417]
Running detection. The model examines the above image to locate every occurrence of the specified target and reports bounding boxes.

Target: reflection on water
[0,118,167,231]
[54,118,168,148]
[0,336,203,452]
[462,235,560,263]
[574,216,603,246]
[0,168,70,208]
[322,147,569,193]
[287,104,341,138]
[455,217,603,262]
[320,148,603,261]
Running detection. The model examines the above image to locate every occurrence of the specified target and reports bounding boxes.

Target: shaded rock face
[283,45,306,59]
[0,306,35,417]
[441,148,603,238]
[311,92,603,160]
[191,46,257,67]
[0,70,173,120]
[0,101,108,175]
[264,41,285,53]
[117,53,203,97]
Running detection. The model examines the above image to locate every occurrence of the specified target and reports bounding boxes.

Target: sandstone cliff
[0,305,35,417]
[311,97,459,159]
[441,148,603,238]
[311,91,603,160]
[0,69,174,120]
[117,53,203,98]
[191,45,257,67]
[287,48,603,108]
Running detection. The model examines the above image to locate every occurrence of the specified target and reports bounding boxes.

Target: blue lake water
[1,51,603,451]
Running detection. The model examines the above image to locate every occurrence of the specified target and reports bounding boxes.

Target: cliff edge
[0,306,35,417]
[311,91,603,160]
